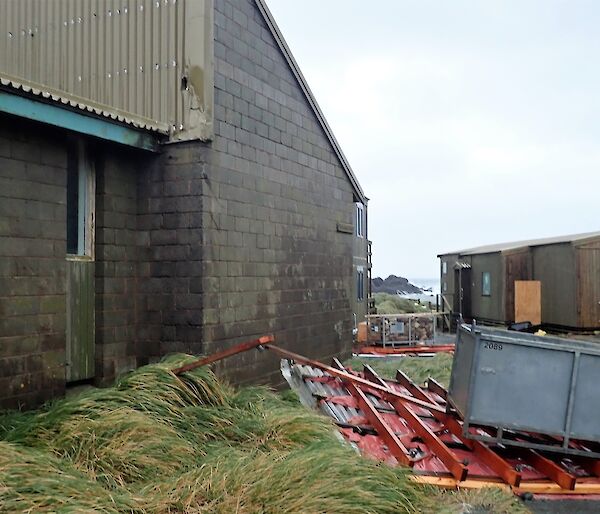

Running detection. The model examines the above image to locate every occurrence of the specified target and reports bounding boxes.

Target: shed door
[459,268,472,320]
[66,141,95,382]
[578,249,600,328]
[505,252,531,322]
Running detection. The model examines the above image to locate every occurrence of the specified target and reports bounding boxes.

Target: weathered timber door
[578,248,600,328]
[459,268,472,320]
[505,251,531,323]
[65,141,95,382]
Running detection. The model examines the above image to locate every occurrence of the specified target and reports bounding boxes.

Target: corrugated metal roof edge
[437,230,600,258]
[0,74,170,135]
[254,0,368,205]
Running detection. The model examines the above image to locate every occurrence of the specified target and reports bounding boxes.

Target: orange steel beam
[358,345,455,355]
[525,450,576,490]
[263,344,446,415]
[395,370,438,404]
[343,379,413,467]
[333,358,413,466]
[394,369,521,487]
[172,335,275,375]
[363,364,390,388]
[578,458,600,478]
[364,365,467,482]
[388,395,468,481]
[426,378,448,402]
[443,416,522,487]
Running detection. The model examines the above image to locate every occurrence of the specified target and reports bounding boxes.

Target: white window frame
[482,271,491,296]
[357,266,364,301]
[66,140,95,259]
[355,202,364,238]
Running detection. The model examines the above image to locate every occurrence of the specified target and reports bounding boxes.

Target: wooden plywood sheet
[515,280,541,325]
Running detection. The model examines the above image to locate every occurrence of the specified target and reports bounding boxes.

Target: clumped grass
[0,354,429,513]
[347,352,454,388]
[425,486,529,513]
[374,292,431,314]
[38,407,199,488]
[0,441,140,513]
[143,441,421,514]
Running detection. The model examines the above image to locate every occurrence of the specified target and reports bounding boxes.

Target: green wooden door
[66,260,95,381]
[65,140,95,382]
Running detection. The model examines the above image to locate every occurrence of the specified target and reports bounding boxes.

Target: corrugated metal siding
[0,0,213,140]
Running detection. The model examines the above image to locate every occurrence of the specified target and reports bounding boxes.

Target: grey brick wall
[0,115,67,409]
[202,0,358,384]
[137,144,206,360]
[95,146,143,385]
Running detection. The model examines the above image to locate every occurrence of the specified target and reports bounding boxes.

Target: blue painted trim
[0,90,160,152]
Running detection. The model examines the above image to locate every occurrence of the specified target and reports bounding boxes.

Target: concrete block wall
[0,115,68,409]
[136,144,207,360]
[203,0,357,384]
[95,147,142,384]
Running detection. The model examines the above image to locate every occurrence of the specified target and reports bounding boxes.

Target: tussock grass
[143,441,420,514]
[0,441,139,513]
[0,354,428,513]
[39,407,199,487]
[425,486,529,514]
[374,292,431,314]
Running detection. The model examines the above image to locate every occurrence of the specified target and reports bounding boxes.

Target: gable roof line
[437,230,600,257]
[254,0,367,204]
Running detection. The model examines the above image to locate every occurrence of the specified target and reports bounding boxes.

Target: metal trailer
[365,313,442,348]
[449,323,600,458]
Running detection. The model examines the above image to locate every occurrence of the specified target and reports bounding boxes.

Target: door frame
[65,139,96,382]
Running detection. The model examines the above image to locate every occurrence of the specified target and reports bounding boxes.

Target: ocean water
[407,278,440,295]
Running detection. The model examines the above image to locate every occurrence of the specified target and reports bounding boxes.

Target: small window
[482,272,491,296]
[355,202,364,238]
[66,141,95,257]
[357,267,364,301]
[442,261,447,274]
[443,281,448,292]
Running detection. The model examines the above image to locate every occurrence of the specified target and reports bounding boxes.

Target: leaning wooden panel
[514,280,541,325]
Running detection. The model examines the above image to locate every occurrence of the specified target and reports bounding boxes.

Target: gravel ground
[527,499,600,513]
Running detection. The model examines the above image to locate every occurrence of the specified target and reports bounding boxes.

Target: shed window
[357,267,364,301]
[442,261,447,274]
[482,272,491,296]
[355,203,364,238]
[66,141,95,257]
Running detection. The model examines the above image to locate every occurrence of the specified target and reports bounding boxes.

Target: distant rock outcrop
[371,275,423,295]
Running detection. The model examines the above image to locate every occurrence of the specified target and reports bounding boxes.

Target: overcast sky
[266,0,600,279]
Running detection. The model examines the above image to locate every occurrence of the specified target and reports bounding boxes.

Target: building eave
[0,86,161,152]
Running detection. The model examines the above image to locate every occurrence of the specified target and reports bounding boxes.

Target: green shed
[438,231,600,331]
